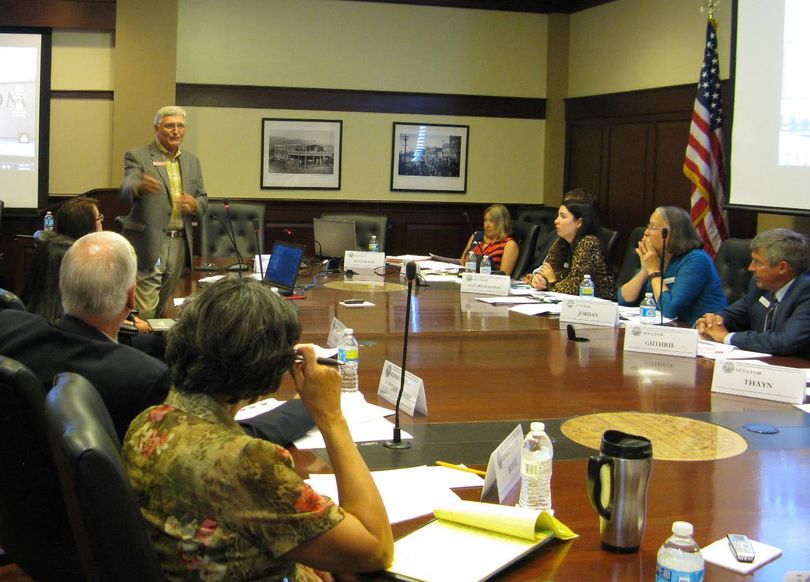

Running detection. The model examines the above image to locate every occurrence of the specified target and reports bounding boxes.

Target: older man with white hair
[0,231,170,438]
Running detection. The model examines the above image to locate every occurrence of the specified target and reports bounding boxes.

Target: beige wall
[568,0,732,97]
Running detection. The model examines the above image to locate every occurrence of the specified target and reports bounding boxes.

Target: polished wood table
[180,262,810,580]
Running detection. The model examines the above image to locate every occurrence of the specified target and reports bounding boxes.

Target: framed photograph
[391,122,469,193]
[261,118,342,189]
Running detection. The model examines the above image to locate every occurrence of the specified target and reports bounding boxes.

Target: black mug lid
[600,430,653,459]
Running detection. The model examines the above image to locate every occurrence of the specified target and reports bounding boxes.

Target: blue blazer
[722,272,810,359]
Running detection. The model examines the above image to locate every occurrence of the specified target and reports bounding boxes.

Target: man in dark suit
[697,229,810,358]
[0,231,169,439]
[0,231,313,443]
[120,105,208,318]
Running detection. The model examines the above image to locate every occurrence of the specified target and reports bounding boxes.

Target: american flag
[683,18,729,258]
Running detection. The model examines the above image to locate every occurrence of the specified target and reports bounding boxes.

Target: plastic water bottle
[640,292,657,324]
[480,255,492,275]
[579,274,595,298]
[337,328,359,393]
[465,250,477,273]
[518,422,553,512]
[43,211,54,231]
[368,235,380,253]
[655,521,704,582]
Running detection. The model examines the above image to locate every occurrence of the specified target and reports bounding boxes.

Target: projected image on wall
[778,0,810,166]
[0,47,37,160]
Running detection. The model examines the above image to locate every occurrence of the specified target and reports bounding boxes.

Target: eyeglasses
[160,123,185,131]
[96,213,104,223]
[645,224,664,232]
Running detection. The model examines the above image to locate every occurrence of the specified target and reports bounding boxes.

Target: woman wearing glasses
[55,196,104,239]
[619,206,727,325]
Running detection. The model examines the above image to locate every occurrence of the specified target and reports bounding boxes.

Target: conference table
[177,261,810,580]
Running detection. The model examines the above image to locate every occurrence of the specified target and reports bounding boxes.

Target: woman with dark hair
[20,233,74,322]
[524,202,615,299]
[619,206,727,325]
[55,196,102,240]
[459,203,519,276]
[122,278,393,581]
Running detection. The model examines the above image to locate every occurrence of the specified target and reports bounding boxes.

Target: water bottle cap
[645,292,652,297]
[343,328,354,335]
[530,421,545,433]
[672,521,693,536]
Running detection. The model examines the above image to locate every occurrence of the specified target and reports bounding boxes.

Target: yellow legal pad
[387,500,577,582]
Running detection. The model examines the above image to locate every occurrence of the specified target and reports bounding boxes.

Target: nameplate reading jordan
[559,297,618,328]
[711,360,806,404]
[377,360,428,416]
[623,325,699,358]
[460,273,511,296]
[344,250,385,272]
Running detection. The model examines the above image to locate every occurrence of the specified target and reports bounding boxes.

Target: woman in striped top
[460,203,519,276]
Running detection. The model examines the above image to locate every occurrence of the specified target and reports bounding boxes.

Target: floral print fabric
[122,388,344,581]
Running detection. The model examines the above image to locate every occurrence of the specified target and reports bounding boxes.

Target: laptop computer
[264,240,306,294]
[313,218,358,258]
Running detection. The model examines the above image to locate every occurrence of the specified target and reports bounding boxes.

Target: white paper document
[476,296,540,305]
[701,537,782,574]
[510,303,562,316]
[698,339,772,360]
[306,466,481,524]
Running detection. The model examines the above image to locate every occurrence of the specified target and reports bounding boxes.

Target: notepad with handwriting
[387,500,571,582]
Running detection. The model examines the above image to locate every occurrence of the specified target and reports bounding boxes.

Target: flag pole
[701,0,720,19]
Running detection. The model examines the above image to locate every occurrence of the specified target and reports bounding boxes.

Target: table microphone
[223,198,248,273]
[658,227,668,325]
[210,213,244,276]
[253,218,265,279]
[385,260,417,450]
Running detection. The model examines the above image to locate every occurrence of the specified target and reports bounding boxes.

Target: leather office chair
[714,238,752,304]
[509,220,540,279]
[0,288,26,312]
[200,201,266,258]
[615,226,646,287]
[515,206,557,242]
[45,372,165,582]
[599,227,621,270]
[321,213,388,252]
[0,357,84,581]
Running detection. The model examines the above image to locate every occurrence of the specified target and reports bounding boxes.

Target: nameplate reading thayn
[459,273,511,296]
[623,325,699,358]
[711,360,806,404]
[559,297,618,328]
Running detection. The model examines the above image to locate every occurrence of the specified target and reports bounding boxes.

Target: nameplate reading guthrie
[623,325,698,358]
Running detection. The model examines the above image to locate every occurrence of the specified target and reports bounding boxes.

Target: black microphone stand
[658,227,669,325]
[253,218,265,279]
[223,199,247,274]
[385,261,416,450]
[210,213,243,278]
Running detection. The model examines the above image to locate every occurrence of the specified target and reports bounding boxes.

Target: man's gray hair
[153,105,187,126]
[60,231,137,322]
[750,228,809,273]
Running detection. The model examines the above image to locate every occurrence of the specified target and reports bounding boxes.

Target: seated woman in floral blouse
[122,278,392,581]
[523,201,615,300]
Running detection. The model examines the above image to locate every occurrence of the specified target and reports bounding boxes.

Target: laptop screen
[313,218,357,258]
[264,241,306,290]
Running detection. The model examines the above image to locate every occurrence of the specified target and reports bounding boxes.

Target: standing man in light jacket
[120,105,208,318]
[697,229,810,358]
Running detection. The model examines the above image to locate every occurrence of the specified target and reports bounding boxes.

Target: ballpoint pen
[435,461,487,477]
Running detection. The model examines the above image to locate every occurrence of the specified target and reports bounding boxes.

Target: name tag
[663,276,676,285]
[460,273,511,296]
[152,161,165,167]
[560,297,618,327]
[623,325,698,358]
[481,424,524,504]
[344,250,385,272]
[758,295,771,308]
[377,360,428,416]
[711,360,806,404]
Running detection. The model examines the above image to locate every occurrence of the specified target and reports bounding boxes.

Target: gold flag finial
[700,0,720,19]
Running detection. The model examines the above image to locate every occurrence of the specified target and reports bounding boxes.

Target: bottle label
[338,347,358,362]
[579,287,594,297]
[640,306,656,318]
[655,564,703,582]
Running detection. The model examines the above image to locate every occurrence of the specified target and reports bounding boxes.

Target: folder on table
[387,500,576,582]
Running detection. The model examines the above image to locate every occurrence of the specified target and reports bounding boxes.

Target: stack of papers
[307,465,483,524]
[697,340,772,360]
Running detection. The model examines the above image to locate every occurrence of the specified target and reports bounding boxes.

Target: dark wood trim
[0,1,116,30]
[51,90,114,100]
[176,84,546,120]
[340,0,616,13]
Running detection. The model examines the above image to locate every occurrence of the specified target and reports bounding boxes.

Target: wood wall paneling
[653,119,693,209]
[606,123,649,232]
